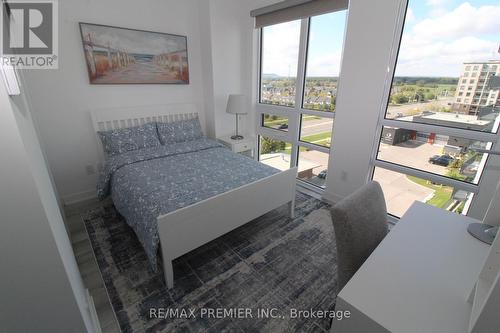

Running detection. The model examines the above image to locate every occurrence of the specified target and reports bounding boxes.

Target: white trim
[322,190,344,204]
[62,189,97,206]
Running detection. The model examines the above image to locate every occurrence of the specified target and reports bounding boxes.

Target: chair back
[331,181,388,292]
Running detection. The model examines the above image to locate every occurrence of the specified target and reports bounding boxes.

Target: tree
[261,137,286,154]
[424,92,436,100]
[391,93,409,104]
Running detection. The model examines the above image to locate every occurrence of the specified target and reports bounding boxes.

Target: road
[386,97,453,118]
[301,118,334,137]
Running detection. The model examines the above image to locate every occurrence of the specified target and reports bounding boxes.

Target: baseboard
[85,289,102,333]
[62,189,97,206]
[322,191,343,205]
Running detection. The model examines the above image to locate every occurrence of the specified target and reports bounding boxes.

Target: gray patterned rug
[83,192,337,333]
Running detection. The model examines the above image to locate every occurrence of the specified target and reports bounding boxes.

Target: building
[452,60,500,115]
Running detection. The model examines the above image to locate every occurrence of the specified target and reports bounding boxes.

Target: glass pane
[373,167,472,218]
[377,127,491,184]
[384,1,500,133]
[303,11,347,112]
[262,114,289,131]
[260,20,301,107]
[258,136,292,171]
[299,115,333,148]
[297,148,329,188]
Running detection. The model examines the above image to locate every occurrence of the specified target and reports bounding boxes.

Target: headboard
[90,103,203,160]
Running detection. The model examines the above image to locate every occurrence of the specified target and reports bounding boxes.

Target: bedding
[98,122,160,156]
[97,138,279,270]
[156,118,204,145]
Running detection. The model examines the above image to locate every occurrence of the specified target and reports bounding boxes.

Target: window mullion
[290,18,310,167]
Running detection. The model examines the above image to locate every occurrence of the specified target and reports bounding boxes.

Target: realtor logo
[1,0,58,69]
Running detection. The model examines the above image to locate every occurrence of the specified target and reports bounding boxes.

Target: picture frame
[79,22,189,84]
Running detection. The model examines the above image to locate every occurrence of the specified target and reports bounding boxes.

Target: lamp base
[231,135,244,140]
[467,223,498,245]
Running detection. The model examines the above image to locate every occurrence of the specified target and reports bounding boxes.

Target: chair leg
[163,259,174,289]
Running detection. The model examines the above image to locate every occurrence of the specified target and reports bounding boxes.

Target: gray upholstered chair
[331,181,388,292]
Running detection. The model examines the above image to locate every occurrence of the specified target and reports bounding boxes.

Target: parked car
[278,123,288,130]
[428,154,454,166]
[318,170,327,179]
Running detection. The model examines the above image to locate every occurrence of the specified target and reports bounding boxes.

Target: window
[259,20,301,107]
[297,149,329,188]
[262,114,288,131]
[302,11,346,112]
[299,115,333,148]
[373,167,473,218]
[258,136,291,171]
[377,127,491,185]
[257,8,347,191]
[372,0,500,218]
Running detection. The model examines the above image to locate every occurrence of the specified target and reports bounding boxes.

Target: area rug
[82,192,338,333]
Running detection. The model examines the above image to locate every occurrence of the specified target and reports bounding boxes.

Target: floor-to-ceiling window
[257,9,347,191]
[371,0,500,218]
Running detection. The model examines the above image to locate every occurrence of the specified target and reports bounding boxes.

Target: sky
[262,1,500,78]
[80,24,186,55]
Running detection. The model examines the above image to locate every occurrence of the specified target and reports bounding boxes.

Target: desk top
[337,202,489,333]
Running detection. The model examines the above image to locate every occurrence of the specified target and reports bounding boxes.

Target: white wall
[324,0,404,202]
[0,73,92,331]
[23,0,208,204]
[204,0,279,138]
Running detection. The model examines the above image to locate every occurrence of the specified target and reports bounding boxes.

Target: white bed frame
[90,103,297,288]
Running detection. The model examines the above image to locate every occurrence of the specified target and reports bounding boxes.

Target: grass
[263,115,322,127]
[407,175,453,208]
[300,132,331,147]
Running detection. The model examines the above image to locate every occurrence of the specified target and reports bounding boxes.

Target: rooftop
[399,112,491,126]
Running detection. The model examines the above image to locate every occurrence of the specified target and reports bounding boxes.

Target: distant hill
[262,73,281,79]
[393,77,459,85]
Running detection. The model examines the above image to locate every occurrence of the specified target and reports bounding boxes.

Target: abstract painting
[79,23,189,84]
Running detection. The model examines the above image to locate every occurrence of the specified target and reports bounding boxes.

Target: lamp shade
[226,94,248,115]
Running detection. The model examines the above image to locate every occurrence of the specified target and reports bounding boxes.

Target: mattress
[97,138,279,269]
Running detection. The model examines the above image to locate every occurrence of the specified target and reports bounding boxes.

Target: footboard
[157,167,298,288]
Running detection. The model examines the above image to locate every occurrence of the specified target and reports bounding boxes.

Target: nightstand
[217,135,255,158]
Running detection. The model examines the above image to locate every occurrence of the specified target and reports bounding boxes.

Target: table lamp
[226,94,248,140]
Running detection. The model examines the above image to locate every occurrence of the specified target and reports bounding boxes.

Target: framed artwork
[79,23,189,84]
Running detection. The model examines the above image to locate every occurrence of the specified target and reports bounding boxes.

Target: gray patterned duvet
[97,138,279,270]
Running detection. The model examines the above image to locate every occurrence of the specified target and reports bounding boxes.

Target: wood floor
[65,199,121,333]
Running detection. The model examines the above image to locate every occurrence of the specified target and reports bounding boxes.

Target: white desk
[333,202,489,333]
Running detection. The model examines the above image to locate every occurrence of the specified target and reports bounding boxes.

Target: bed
[91,104,297,288]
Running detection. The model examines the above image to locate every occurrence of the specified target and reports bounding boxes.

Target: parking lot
[375,140,449,216]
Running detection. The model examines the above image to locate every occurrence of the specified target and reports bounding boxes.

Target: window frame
[368,0,500,220]
[256,13,343,191]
